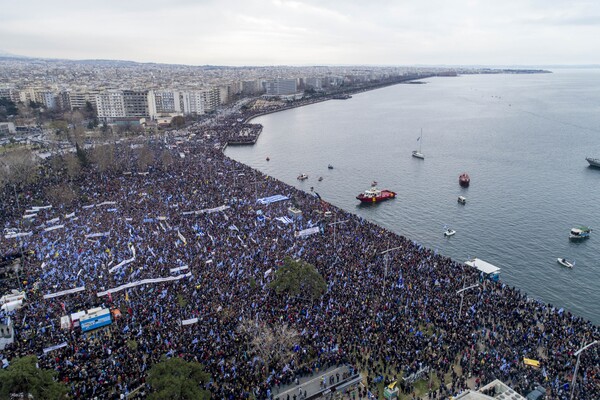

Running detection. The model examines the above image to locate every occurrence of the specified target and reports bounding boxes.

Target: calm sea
[225,69,600,325]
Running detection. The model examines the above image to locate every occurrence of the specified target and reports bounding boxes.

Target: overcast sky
[1,0,599,66]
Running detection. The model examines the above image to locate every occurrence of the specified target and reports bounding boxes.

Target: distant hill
[0,50,30,59]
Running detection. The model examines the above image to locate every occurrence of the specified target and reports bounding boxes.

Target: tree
[0,148,40,211]
[90,143,116,175]
[238,319,299,371]
[269,257,327,301]
[45,183,78,206]
[147,357,211,400]
[0,98,18,119]
[0,355,68,399]
[159,148,174,171]
[171,115,186,129]
[136,144,154,172]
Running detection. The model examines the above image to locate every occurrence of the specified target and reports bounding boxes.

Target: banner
[256,194,289,205]
[181,317,199,326]
[43,286,86,299]
[85,232,110,239]
[295,226,321,238]
[97,272,192,297]
[44,225,64,232]
[108,245,136,273]
[4,232,32,239]
[43,342,68,354]
[182,205,230,216]
[170,265,189,273]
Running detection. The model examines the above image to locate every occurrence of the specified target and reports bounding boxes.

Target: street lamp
[456,283,479,319]
[380,246,404,296]
[328,217,349,253]
[570,340,598,400]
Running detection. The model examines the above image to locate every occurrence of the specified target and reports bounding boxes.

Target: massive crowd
[0,114,598,400]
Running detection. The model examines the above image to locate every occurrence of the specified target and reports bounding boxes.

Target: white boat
[557,258,574,268]
[444,228,456,237]
[297,173,308,181]
[457,196,466,204]
[412,129,424,159]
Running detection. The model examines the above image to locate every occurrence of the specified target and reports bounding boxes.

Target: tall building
[148,90,182,119]
[95,90,126,121]
[265,78,298,96]
[180,91,205,115]
[122,90,150,118]
[35,91,57,109]
[68,90,100,111]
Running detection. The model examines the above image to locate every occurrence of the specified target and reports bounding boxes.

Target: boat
[412,129,424,159]
[557,258,574,268]
[328,164,334,169]
[569,226,592,240]
[297,173,308,181]
[457,196,466,204]
[459,173,470,187]
[586,157,600,168]
[356,187,396,203]
[318,177,323,182]
[465,258,501,281]
[444,227,456,237]
[266,157,270,161]
[371,181,378,187]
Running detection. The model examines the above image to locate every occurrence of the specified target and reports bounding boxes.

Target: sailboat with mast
[412,129,424,159]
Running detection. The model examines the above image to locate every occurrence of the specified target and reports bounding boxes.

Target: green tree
[0,355,68,399]
[171,115,186,128]
[269,257,327,301]
[147,357,211,400]
[0,97,18,118]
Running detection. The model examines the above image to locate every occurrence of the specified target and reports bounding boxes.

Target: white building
[95,90,126,121]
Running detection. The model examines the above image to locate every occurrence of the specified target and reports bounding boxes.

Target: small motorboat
[557,258,574,268]
[457,196,466,204]
[371,181,378,187]
[266,157,270,161]
[328,164,334,169]
[459,173,470,187]
[318,177,323,182]
[297,173,308,181]
[444,227,456,237]
[569,226,591,240]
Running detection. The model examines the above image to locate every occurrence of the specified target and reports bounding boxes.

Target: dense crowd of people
[0,113,598,400]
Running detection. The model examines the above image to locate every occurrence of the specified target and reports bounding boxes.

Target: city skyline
[2,0,600,66]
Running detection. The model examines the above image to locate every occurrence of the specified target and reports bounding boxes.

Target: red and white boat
[356,187,396,203]
[459,173,470,187]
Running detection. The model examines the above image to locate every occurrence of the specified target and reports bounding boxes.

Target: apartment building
[95,90,126,121]
[123,90,150,118]
[264,78,298,96]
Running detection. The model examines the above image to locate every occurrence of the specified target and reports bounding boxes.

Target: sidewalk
[274,365,352,399]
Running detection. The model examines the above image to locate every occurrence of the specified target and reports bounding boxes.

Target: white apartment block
[35,91,57,109]
[68,90,100,111]
[95,91,126,121]
[148,90,182,119]
[180,91,205,115]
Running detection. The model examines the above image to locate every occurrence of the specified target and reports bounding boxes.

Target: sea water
[225,68,600,324]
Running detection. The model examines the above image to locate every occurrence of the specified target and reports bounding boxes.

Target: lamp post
[380,246,405,296]
[456,283,479,319]
[570,340,598,400]
[328,217,349,252]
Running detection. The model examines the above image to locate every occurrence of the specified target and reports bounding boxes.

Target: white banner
[43,342,68,354]
[97,272,192,297]
[85,232,110,239]
[109,244,136,273]
[295,226,321,238]
[170,265,189,273]
[96,201,117,206]
[4,232,32,239]
[182,205,230,216]
[44,225,64,232]
[181,317,198,326]
[43,286,86,299]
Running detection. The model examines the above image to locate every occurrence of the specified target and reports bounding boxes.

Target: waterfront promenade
[0,108,598,399]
